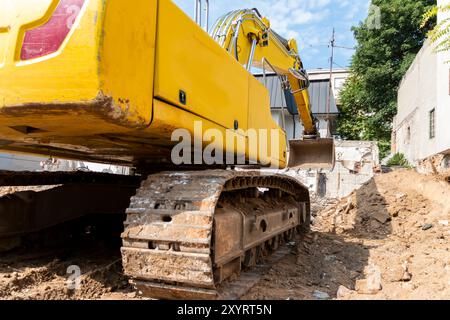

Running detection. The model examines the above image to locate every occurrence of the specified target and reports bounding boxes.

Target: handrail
[194,0,210,31]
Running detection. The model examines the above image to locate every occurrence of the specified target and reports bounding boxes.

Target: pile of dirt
[0,244,140,300]
[0,213,141,301]
[243,169,450,300]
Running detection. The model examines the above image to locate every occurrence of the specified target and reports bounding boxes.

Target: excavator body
[0,0,288,168]
[0,0,334,299]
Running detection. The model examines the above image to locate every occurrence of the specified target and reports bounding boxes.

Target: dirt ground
[0,169,449,300]
[243,169,450,300]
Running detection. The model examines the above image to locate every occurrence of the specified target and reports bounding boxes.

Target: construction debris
[243,169,450,300]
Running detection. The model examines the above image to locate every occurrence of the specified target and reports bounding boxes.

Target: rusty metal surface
[214,207,243,265]
[121,170,310,300]
[135,280,218,300]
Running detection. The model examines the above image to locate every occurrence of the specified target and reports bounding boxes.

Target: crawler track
[121,170,310,300]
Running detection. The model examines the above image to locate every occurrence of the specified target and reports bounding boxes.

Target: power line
[334,45,356,50]
[333,61,347,69]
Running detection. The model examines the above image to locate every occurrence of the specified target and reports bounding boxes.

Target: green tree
[423,4,450,54]
[337,0,436,158]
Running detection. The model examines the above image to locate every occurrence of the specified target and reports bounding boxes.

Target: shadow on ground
[242,177,393,300]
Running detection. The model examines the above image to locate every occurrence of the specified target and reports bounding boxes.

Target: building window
[429,108,436,139]
[406,126,411,144]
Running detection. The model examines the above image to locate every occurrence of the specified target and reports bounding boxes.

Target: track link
[121,170,310,300]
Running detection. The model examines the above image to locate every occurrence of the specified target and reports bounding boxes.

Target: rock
[370,220,382,229]
[439,220,449,226]
[401,261,412,282]
[372,211,391,224]
[350,270,361,280]
[368,265,382,288]
[313,290,330,300]
[324,255,337,263]
[127,292,137,298]
[402,271,412,282]
[336,285,353,299]
[395,193,406,200]
[333,215,343,225]
[355,279,382,295]
[356,265,382,294]
[422,223,433,231]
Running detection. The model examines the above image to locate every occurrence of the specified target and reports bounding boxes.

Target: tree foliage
[337,0,436,158]
[422,3,450,54]
[387,153,412,168]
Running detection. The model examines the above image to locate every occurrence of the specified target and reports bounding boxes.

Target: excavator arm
[210,9,335,169]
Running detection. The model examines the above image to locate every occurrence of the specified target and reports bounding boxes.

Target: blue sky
[173,0,371,69]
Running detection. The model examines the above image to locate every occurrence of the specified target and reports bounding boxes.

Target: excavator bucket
[288,138,335,170]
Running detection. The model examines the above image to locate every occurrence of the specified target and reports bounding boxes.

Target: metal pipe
[246,38,257,71]
[231,19,243,59]
[195,0,202,25]
[204,0,209,31]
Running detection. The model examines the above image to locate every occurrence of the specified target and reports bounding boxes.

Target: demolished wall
[282,140,380,200]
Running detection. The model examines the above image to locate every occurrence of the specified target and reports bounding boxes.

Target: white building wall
[394,1,450,165]
[268,140,380,199]
[308,69,350,100]
[324,140,380,198]
[394,15,450,166]
[436,0,450,156]
[395,40,437,163]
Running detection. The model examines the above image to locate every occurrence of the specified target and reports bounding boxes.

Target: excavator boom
[211,8,335,170]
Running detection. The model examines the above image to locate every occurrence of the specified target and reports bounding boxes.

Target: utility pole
[325,28,335,139]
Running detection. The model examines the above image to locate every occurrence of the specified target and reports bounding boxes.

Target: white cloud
[173,0,370,68]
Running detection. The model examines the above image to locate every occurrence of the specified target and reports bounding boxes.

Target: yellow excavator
[0,0,334,299]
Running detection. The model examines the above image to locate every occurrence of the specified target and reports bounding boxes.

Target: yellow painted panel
[0,32,8,67]
[248,76,286,167]
[151,99,245,160]
[0,0,101,106]
[99,0,157,127]
[155,0,249,131]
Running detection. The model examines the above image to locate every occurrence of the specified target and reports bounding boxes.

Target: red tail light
[20,0,85,61]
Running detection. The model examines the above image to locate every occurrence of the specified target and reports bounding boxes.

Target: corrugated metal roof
[255,74,339,115]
